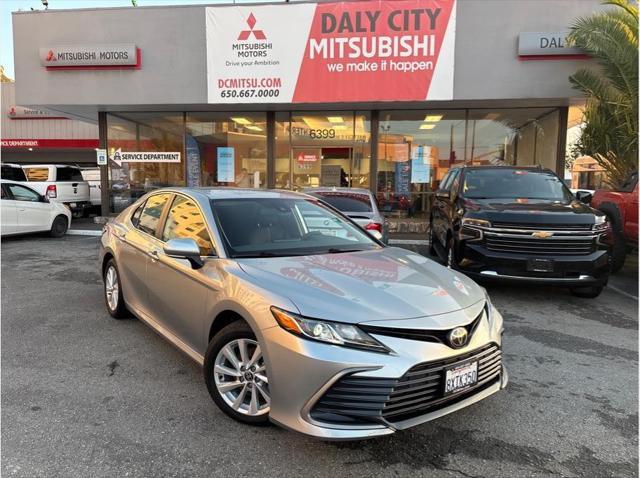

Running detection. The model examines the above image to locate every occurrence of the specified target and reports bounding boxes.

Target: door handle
[147,250,159,260]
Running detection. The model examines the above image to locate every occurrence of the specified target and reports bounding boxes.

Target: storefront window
[378,110,465,234]
[107,113,185,213]
[275,112,371,191]
[466,108,559,168]
[186,113,267,189]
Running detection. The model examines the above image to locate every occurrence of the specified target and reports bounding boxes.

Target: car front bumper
[457,243,610,287]
[259,308,505,440]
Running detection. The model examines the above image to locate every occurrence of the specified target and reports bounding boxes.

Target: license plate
[69,202,77,208]
[527,258,554,272]
[444,361,478,395]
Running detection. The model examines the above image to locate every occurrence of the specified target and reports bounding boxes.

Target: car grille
[358,306,485,345]
[484,234,595,255]
[310,344,501,426]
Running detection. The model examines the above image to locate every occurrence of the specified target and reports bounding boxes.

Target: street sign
[96,148,107,165]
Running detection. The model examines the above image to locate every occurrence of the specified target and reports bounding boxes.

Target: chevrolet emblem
[532,231,553,238]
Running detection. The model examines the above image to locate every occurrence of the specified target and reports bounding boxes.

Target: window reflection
[162,195,215,256]
[186,113,266,189]
[137,193,171,236]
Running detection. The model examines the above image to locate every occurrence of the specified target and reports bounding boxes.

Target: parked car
[1,179,71,237]
[22,164,91,218]
[430,166,611,298]
[1,163,27,182]
[303,187,388,243]
[100,188,507,439]
[81,167,102,214]
[589,171,638,272]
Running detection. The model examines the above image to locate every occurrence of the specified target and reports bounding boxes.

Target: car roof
[1,163,22,168]
[456,165,548,171]
[1,179,28,185]
[162,187,315,201]
[22,164,80,168]
[302,187,373,194]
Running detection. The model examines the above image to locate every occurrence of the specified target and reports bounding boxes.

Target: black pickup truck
[429,166,612,298]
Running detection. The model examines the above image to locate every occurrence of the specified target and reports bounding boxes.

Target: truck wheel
[600,205,626,273]
[570,284,604,299]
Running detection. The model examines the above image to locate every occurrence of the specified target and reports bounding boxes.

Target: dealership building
[12,0,599,234]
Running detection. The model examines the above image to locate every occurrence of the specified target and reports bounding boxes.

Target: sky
[1,0,275,79]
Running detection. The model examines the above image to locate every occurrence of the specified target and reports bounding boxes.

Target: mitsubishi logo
[238,13,266,41]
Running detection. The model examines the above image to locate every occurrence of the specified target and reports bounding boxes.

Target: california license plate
[444,361,478,395]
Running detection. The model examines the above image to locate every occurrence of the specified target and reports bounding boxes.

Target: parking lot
[2,235,638,477]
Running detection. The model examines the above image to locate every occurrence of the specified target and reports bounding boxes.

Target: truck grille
[492,222,593,231]
[485,234,595,255]
[310,344,501,426]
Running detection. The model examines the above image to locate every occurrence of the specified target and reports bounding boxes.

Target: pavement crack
[107,360,120,377]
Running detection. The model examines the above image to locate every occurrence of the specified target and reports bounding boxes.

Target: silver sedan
[99,188,507,439]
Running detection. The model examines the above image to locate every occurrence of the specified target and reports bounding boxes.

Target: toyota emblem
[448,327,468,349]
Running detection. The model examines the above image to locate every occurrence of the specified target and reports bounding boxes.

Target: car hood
[237,247,484,324]
[467,198,598,225]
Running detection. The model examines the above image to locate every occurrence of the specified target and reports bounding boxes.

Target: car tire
[599,205,626,273]
[570,284,605,299]
[446,235,456,269]
[103,259,129,319]
[49,215,68,238]
[428,220,437,256]
[204,321,270,425]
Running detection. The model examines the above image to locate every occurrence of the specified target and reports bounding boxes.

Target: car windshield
[311,192,373,212]
[210,197,381,258]
[462,169,573,202]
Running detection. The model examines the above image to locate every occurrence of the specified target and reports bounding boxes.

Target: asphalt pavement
[2,235,638,477]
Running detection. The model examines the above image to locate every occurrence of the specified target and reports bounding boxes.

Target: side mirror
[575,190,593,204]
[436,189,450,200]
[163,238,204,269]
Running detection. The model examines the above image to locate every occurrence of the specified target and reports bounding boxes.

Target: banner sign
[185,135,201,188]
[206,0,456,104]
[518,32,585,58]
[7,106,67,119]
[108,148,181,166]
[217,147,235,182]
[40,44,141,69]
[0,139,99,148]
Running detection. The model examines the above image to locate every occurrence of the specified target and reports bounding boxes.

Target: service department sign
[39,44,140,68]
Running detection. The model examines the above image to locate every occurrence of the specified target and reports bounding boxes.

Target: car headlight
[593,216,610,232]
[271,307,390,353]
[461,218,491,228]
[484,289,504,336]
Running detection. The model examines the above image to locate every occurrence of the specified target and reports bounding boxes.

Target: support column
[266,111,275,189]
[98,112,110,217]
[369,110,379,195]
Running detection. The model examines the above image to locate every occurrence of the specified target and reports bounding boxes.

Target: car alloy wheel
[105,265,119,312]
[213,338,270,417]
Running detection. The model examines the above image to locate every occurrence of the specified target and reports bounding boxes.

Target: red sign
[1,139,99,149]
[206,0,456,104]
[297,152,318,162]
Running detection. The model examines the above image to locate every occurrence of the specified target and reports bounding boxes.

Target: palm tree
[567,0,638,188]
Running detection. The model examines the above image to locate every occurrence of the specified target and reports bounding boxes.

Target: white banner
[109,149,181,166]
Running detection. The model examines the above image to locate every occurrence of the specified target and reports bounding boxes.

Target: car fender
[597,201,624,234]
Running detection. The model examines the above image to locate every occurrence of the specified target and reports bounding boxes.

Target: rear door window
[1,166,27,182]
[161,195,215,256]
[6,184,41,202]
[24,168,50,181]
[137,193,171,236]
[313,192,372,212]
[56,167,84,181]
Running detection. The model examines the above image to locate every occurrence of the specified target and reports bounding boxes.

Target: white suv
[23,164,91,217]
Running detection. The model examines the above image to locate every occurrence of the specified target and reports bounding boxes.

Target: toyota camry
[99,188,507,439]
